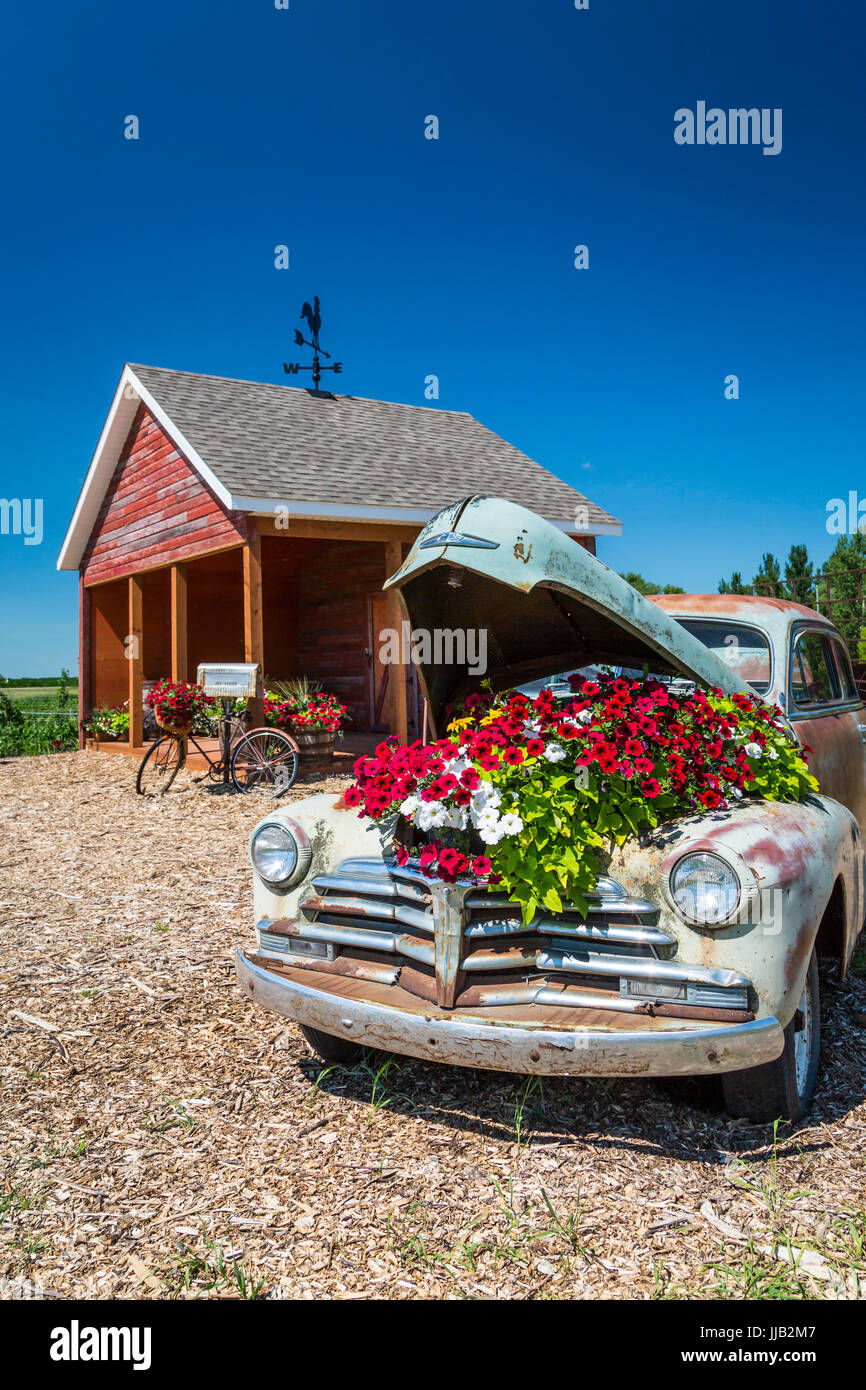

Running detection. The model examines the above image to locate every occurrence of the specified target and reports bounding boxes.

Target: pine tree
[751,553,783,598]
[619,573,683,596]
[783,544,815,608]
[817,532,866,652]
[718,571,749,595]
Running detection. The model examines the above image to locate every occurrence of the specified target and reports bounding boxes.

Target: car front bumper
[236,950,785,1077]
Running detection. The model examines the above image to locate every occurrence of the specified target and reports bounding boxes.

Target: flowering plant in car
[347,673,817,923]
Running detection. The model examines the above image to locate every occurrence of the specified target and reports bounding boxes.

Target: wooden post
[170,563,188,683]
[384,540,409,744]
[243,536,265,726]
[78,577,91,749]
[128,574,143,748]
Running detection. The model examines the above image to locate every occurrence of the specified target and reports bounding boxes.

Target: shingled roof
[58,363,620,570]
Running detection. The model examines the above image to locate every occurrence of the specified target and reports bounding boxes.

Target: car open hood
[384,495,749,734]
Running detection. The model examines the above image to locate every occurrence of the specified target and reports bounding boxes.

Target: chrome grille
[255,856,752,1016]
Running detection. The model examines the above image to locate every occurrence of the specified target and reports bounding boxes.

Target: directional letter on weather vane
[283,296,342,392]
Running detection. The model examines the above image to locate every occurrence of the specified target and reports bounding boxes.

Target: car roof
[647,593,832,626]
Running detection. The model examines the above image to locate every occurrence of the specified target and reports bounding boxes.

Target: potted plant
[265,677,348,773]
[85,705,130,744]
[146,679,214,737]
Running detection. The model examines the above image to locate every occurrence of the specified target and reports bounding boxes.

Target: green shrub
[87,706,130,740]
[0,671,78,757]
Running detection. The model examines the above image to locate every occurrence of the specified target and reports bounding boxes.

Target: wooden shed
[58,364,622,750]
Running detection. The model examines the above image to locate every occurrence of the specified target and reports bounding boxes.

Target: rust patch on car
[513,531,533,564]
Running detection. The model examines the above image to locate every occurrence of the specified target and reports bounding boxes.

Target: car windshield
[515,619,773,701]
[674,619,772,695]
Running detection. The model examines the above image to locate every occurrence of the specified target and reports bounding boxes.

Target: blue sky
[1,0,864,674]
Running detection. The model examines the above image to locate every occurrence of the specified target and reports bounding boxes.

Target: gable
[81,405,250,585]
[59,362,622,573]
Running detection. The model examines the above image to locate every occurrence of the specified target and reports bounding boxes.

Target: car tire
[298,1024,363,1064]
[721,948,820,1123]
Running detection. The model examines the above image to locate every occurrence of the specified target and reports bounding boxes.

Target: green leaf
[542,886,563,914]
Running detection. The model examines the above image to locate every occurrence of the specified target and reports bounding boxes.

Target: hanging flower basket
[146,679,213,739]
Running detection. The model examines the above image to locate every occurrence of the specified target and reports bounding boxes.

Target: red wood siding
[295,540,389,727]
[81,405,249,585]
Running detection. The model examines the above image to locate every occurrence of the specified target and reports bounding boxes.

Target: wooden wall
[89,578,128,710]
[81,405,249,586]
[186,549,245,679]
[291,539,390,727]
[141,568,170,681]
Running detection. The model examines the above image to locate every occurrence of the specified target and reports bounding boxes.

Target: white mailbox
[197,663,261,699]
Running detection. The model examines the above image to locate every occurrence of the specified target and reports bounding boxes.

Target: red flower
[640,778,661,798]
[419,844,439,870]
[438,847,470,880]
[472,855,492,876]
[394,845,410,865]
[343,786,363,807]
[525,738,545,757]
[502,747,525,766]
[479,753,500,771]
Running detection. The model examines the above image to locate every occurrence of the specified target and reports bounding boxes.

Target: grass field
[4,687,72,702]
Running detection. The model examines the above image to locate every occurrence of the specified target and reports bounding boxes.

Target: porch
[80,520,421,751]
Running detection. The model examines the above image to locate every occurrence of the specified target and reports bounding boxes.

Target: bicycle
[136,698,300,798]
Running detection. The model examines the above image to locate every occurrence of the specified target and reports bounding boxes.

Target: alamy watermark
[0,497,43,545]
[379,621,488,676]
[674,103,782,156]
[826,491,866,535]
[50,1321,151,1371]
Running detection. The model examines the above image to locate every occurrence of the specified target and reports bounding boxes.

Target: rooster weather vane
[283,296,342,393]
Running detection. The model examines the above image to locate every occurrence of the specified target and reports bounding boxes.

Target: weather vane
[283,296,342,392]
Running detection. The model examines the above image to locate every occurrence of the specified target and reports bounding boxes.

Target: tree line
[620,531,866,655]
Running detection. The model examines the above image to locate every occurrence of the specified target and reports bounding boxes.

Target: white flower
[731,787,743,799]
[471,783,501,813]
[444,805,469,830]
[523,719,541,735]
[576,709,592,724]
[449,755,471,776]
[766,746,778,760]
[498,811,524,836]
[543,742,566,762]
[478,822,504,845]
[400,794,420,816]
[745,742,762,759]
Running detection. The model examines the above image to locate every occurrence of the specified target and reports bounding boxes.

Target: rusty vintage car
[235,496,866,1121]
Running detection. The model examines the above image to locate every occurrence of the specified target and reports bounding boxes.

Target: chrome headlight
[670,852,740,927]
[249,819,311,887]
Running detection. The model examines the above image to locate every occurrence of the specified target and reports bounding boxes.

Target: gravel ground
[1,751,865,1301]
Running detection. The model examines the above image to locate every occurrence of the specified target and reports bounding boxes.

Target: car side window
[831,637,858,700]
[791,631,841,707]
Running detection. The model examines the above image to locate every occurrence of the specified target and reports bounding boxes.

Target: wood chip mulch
[1,751,865,1300]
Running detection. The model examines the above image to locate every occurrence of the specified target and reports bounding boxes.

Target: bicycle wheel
[231,728,299,797]
[136,735,185,796]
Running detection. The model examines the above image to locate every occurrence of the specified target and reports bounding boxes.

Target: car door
[787,624,866,836]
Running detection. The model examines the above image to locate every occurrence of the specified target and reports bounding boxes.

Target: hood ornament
[419,530,500,550]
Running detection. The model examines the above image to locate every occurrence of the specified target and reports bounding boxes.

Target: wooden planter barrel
[292,727,337,776]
